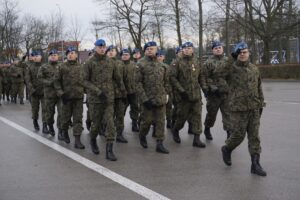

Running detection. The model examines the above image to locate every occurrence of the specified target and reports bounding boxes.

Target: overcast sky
[18,0,105,49]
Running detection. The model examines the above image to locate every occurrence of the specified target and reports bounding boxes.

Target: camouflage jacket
[123,60,137,94]
[170,55,207,102]
[10,62,25,83]
[136,56,169,106]
[111,57,126,99]
[204,55,229,94]
[1,67,11,84]
[217,60,265,111]
[25,62,44,96]
[83,53,125,103]
[37,61,60,99]
[54,60,84,100]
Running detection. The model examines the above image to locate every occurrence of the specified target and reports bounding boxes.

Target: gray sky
[18,0,105,49]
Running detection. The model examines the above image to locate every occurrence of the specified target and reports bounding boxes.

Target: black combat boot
[106,143,117,161]
[90,138,99,154]
[221,145,232,166]
[74,135,85,149]
[139,134,148,148]
[166,119,172,129]
[6,94,10,102]
[193,134,206,148]
[204,126,213,140]
[20,98,24,105]
[226,130,231,139]
[42,122,49,134]
[151,124,156,138]
[172,129,181,143]
[116,130,128,143]
[251,154,267,176]
[132,120,139,132]
[58,129,64,140]
[86,120,91,131]
[63,130,70,144]
[48,124,55,136]
[33,119,40,131]
[156,140,169,154]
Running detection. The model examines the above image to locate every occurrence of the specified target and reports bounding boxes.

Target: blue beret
[157,50,166,56]
[133,48,140,54]
[175,46,182,54]
[49,49,58,56]
[65,46,77,55]
[94,39,106,47]
[143,41,157,51]
[31,51,42,56]
[182,42,193,48]
[233,42,248,55]
[105,45,117,54]
[212,41,222,49]
[120,48,130,56]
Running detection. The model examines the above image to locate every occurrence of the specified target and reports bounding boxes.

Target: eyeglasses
[239,51,249,55]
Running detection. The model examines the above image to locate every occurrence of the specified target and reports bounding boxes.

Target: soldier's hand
[143,100,153,110]
[259,108,263,115]
[99,91,108,101]
[61,93,68,105]
[180,91,189,101]
[17,74,21,78]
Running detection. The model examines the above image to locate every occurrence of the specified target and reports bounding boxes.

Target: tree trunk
[225,0,230,56]
[175,0,182,46]
[262,38,271,64]
[198,0,203,63]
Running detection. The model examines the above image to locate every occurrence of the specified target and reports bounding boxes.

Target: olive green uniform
[10,62,25,101]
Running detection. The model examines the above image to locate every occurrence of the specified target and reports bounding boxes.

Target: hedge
[258,64,300,79]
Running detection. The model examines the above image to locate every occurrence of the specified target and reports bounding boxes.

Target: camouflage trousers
[204,94,230,131]
[114,98,127,133]
[166,96,173,121]
[140,104,166,141]
[173,100,202,135]
[125,93,139,122]
[89,103,116,142]
[61,99,83,136]
[2,83,11,100]
[225,109,262,155]
[31,95,47,122]
[11,82,24,99]
[45,98,62,129]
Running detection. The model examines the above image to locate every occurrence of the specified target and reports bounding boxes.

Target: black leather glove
[143,100,153,110]
[99,92,108,101]
[231,52,238,60]
[180,91,189,101]
[17,74,21,78]
[61,93,68,105]
[202,89,208,98]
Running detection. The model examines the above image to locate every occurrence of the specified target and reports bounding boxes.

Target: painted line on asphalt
[0,116,170,200]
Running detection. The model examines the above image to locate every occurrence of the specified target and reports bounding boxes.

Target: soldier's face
[34,55,42,62]
[182,47,193,56]
[157,55,165,62]
[49,54,59,62]
[133,52,141,59]
[67,51,78,61]
[237,49,250,62]
[122,53,130,61]
[107,49,117,58]
[95,46,106,55]
[145,46,157,57]
[212,46,224,56]
[29,56,33,61]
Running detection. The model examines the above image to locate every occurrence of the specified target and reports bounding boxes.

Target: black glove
[99,92,108,101]
[180,91,189,101]
[259,108,263,115]
[17,74,21,78]
[61,93,68,104]
[143,100,153,110]
[202,89,208,98]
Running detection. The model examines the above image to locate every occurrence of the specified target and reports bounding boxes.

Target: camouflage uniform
[112,58,127,135]
[38,61,62,130]
[123,60,139,125]
[83,53,125,142]
[1,66,11,101]
[54,60,84,136]
[203,55,230,131]
[10,62,25,102]
[219,60,265,155]
[25,62,46,121]
[170,55,207,135]
[136,56,169,141]
[161,62,172,125]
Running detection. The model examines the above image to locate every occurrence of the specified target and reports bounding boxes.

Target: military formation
[0,39,267,176]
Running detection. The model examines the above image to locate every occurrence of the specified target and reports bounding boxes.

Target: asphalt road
[0,80,299,200]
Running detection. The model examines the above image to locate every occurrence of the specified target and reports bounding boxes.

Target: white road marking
[0,116,170,200]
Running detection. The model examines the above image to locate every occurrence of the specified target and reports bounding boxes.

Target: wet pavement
[0,80,300,200]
